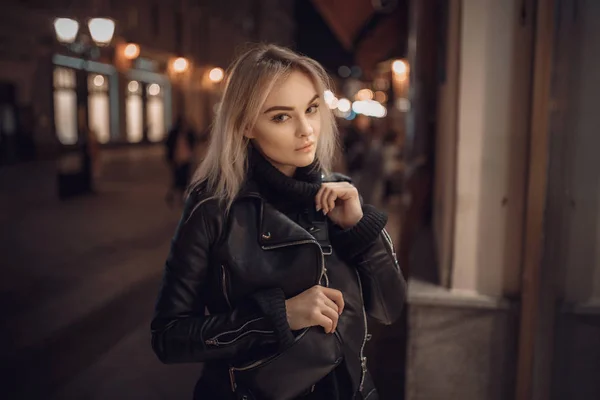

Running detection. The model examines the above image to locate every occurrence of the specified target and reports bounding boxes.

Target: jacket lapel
[258,202,316,247]
[237,179,318,247]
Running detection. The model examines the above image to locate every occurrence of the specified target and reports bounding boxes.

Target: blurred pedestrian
[87,127,101,179]
[343,115,369,175]
[354,120,385,207]
[165,116,196,207]
[151,44,406,400]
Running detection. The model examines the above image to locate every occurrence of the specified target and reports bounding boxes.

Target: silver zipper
[205,329,274,346]
[221,265,232,309]
[382,228,394,252]
[382,229,399,271]
[354,269,369,392]
[205,317,265,345]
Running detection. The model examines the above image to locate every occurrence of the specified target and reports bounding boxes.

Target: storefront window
[146,83,165,142]
[53,67,77,145]
[126,80,143,143]
[88,74,110,144]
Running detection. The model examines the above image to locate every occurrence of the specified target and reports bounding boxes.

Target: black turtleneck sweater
[249,147,388,258]
[248,149,387,399]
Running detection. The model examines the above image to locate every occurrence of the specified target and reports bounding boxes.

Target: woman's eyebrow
[263,94,319,114]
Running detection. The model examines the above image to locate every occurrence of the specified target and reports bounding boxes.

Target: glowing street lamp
[173,57,189,73]
[87,18,116,46]
[52,16,116,196]
[208,67,224,83]
[124,43,140,60]
[54,18,79,43]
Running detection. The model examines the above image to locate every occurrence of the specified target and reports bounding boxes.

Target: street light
[87,18,115,45]
[208,67,224,83]
[123,43,140,60]
[52,16,115,198]
[54,17,115,49]
[53,18,79,43]
[172,57,189,74]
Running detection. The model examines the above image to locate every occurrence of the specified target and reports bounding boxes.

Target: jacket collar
[235,180,318,247]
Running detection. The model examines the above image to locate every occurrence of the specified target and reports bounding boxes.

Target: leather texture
[151,177,407,399]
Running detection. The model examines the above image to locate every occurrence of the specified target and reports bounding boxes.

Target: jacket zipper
[205,317,271,346]
[221,264,232,309]
[354,269,369,392]
[228,239,328,393]
[381,229,400,271]
[205,329,273,346]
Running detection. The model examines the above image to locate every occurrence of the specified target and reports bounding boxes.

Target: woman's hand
[284,285,345,333]
[315,182,363,229]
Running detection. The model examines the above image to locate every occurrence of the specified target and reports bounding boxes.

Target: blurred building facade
[1,0,598,399]
[405,0,600,399]
[0,0,295,163]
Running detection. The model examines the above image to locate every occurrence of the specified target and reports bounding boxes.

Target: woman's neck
[249,147,322,207]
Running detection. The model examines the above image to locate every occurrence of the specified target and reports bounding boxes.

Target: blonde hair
[191,44,339,210]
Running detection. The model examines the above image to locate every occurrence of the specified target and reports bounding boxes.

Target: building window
[88,74,110,144]
[126,81,143,143]
[53,67,78,145]
[146,83,165,142]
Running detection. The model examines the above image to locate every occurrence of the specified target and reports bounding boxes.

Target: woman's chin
[295,152,316,167]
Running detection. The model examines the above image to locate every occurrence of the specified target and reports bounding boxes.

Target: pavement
[0,147,199,399]
[0,146,405,399]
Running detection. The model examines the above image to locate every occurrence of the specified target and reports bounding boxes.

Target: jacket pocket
[205,317,274,346]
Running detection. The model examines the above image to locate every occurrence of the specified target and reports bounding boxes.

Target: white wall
[433,0,461,288]
[451,0,533,296]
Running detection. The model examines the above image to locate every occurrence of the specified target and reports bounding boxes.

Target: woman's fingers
[315,183,358,214]
[325,190,337,213]
[321,287,345,315]
[314,311,335,333]
[322,296,339,315]
[315,186,326,212]
[320,305,340,333]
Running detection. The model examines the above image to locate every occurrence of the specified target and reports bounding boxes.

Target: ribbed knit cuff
[251,288,295,350]
[330,205,388,259]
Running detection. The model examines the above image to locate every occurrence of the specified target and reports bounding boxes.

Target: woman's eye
[306,104,320,114]
[272,114,290,123]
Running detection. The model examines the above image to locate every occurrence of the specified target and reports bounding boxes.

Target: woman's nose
[297,117,314,137]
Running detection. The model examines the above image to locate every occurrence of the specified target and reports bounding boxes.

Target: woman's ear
[243,127,255,139]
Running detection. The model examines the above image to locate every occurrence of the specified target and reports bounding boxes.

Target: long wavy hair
[190,44,339,210]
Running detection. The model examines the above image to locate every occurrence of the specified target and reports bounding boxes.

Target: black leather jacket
[151,177,407,399]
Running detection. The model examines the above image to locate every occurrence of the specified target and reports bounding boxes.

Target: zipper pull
[205,338,218,346]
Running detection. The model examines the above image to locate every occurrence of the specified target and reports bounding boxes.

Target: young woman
[151,44,406,400]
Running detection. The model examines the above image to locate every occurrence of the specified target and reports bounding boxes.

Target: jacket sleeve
[329,205,407,325]
[354,228,407,325]
[151,196,294,364]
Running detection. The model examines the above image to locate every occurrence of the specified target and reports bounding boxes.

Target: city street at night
[1,0,599,399]
[0,148,200,399]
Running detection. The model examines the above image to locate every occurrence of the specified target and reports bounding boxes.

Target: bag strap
[305,207,333,256]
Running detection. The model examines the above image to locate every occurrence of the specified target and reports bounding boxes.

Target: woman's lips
[296,143,314,152]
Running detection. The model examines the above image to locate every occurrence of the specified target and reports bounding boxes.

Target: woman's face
[247,71,321,177]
